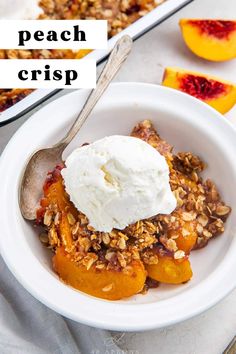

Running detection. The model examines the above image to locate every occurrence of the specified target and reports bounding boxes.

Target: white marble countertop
[0,0,235,353]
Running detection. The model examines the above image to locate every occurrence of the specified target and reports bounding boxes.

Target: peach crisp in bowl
[0,83,236,331]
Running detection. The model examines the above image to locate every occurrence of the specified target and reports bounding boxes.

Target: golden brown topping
[216,205,231,216]
[174,250,185,259]
[39,232,49,245]
[43,209,53,227]
[118,237,126,250]
[182,212,197,222]
[67,213,76,225]
[202,229,212,238]
[102,233,110,245]
[49,226,59,247]
[54,212,61,226]
[197,214,208,226]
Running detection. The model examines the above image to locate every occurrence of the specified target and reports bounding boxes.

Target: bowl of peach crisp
[0,82,236,331]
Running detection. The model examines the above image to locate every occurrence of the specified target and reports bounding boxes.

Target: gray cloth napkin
[0,255,121,354]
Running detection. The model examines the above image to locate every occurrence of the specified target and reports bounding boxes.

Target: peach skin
[179,19,236,62]
[162,67,236,114]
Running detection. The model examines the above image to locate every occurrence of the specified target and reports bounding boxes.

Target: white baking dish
[0,0,193,126]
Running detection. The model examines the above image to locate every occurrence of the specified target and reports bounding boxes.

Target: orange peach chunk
[38,168,77,251]
[175,225,197,254]
[169,220,197,254]
[53,247,147,300]
[179,19,236,61]
[162,67,236,114]
[146,256,193,284]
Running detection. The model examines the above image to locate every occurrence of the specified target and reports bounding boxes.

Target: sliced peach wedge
[162,67,236,114]
[179,19,236,61]
[53,247,147,300]
[145,256,193,284]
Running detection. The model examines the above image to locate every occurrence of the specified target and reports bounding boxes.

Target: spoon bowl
[20,145,64,219]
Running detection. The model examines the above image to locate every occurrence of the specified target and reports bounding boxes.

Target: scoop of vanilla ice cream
[0,0,42,19]
[62,136,176,232]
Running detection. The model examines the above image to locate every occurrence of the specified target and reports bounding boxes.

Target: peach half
[179,19,236,61]
[162,67,236,114]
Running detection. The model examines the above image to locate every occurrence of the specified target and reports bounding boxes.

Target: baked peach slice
[37,166,77,251]
[179,19,236,61]
[175,225,197,254]
[162,67,236,114]
[53,247,147,300]
[146,256,193,284]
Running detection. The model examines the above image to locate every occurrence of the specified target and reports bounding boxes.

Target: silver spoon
[19,35,133,220]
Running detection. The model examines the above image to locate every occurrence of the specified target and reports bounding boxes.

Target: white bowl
[0,83,236,331]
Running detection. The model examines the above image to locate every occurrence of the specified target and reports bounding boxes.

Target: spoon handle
[54,35,132,148]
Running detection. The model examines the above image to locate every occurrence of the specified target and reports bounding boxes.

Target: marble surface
[0,0,236,353]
